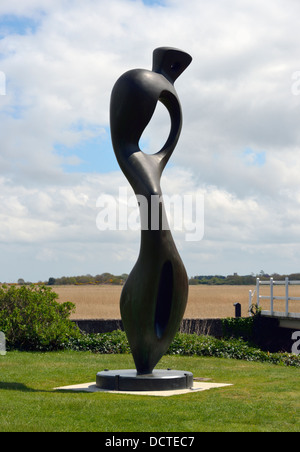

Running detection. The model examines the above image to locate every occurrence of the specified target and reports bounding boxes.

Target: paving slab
[54,381,233,397]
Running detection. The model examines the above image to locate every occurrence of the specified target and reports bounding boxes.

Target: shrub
[64,330,300,368]
[167,333,300,367]
[222,317,255,342]
[65,330,131,354]
[0,284,81,351]
[221,305,263,343]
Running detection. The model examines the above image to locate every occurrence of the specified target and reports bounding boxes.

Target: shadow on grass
[0,382,40,392]
[0,381,93,394]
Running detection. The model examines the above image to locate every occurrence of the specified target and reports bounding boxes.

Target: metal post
[285,277,289,317]
[270,277,274,316]
[234,303,241,318]
[256,278,260,307]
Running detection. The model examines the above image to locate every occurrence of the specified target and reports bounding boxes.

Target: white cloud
[1,0,300,281]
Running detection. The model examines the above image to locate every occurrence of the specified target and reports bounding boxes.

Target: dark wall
[73,318,223,337]
[252,316,299,353]
[73,319,124,334]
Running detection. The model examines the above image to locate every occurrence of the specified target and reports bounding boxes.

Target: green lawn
[0,351,299,432]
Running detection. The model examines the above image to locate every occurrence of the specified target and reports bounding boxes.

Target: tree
[48,277,56,286]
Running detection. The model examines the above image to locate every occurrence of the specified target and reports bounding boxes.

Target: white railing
[249,277,300,319]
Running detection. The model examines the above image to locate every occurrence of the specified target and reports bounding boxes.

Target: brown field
[53,284,266,320]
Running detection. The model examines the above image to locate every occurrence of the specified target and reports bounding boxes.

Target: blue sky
[0,15,41,38]
[55,128,118,174]
[242,148,266,168]
[142,0,165,4]
[1,0,300,282]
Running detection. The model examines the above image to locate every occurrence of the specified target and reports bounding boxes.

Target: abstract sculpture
[96,47,193,391]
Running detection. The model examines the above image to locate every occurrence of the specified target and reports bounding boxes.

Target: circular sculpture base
[96,369,194,392]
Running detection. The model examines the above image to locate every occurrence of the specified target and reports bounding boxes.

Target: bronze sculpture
[97,47,193,391]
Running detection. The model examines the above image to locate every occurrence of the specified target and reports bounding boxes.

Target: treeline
[10,271,300,287]
[47,273,129,286]
[189,272,300,285]
[189,274,256,285]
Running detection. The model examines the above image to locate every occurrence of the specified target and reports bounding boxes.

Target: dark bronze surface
[110,47,192,375]
[96,369,194,392]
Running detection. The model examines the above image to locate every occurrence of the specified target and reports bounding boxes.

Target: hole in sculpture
[139,100,171,155]
[155,260,174,340]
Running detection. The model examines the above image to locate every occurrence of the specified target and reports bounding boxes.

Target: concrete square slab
[54,381,232,397]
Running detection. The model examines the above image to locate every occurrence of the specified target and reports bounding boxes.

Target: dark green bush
[221,305,263,343]
[0,284,81,350]
[65,330,300,368]
[222,317,255,341]
[65,330,131,354]
[167,333,300,367]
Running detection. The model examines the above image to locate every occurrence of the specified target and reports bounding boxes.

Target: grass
[1,351,300,432]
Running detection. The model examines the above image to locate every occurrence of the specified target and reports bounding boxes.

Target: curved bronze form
[110,47,192,375]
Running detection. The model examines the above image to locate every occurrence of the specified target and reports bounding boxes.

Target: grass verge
[0,351,299,432]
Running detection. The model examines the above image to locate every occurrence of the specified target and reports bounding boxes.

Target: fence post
[270,277,274,316]
[256,278,260,307]
[249,290,252,316]
[233,303,241,318]
[285,277,289,317]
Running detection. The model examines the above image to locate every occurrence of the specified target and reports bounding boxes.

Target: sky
[1,0,300,282]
